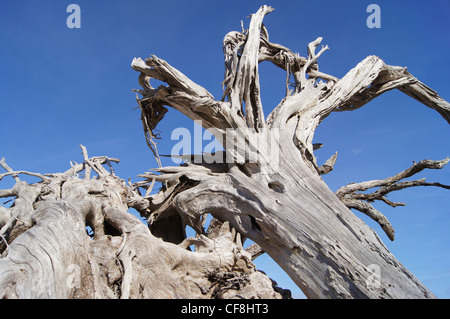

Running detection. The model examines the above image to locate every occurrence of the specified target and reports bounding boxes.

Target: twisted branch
[336,158,450,240]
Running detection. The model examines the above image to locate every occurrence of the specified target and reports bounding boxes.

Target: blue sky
[1,0,449,298]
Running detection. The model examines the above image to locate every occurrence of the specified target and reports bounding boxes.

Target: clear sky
[1,0,449,298]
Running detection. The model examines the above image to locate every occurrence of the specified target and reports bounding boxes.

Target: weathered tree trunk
[132,6,450,299]
[0,148,288,299]
[1,5,449,299]
[138,122,444,299]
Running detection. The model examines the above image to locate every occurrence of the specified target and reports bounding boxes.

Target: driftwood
[131,6,449,298]
[0,5,449,299]
[0,146,287,299]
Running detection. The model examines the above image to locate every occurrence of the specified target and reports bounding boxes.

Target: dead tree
[0,146,288,299]
[131,6,450,298]
[0,5,448,299]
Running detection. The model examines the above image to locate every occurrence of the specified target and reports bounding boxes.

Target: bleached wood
[0,147,283,299]
[131,6,450,298]
[1,5,449,299]
[336,158,450,240]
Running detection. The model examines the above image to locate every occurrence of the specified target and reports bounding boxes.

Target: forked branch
[336,158,450,240]
[133,6,450,178]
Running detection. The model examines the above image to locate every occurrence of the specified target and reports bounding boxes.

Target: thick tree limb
[337,66,450,125]
[229,5,273,129]
[265,55,450,173]
[0,189,14,198]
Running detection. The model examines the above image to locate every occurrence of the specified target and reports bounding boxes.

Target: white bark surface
[0,148,287,299]
[131,6,449,298]
[1,5,449,299]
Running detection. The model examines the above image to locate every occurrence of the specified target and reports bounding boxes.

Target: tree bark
[1,5,449,299]
[132,6,450,298]
[139,132,444,298]
[0,148,287,299]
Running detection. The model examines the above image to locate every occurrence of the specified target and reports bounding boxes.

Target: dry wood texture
[0,147,287,299]
[131,6,449,298]
[1,5,449,299]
